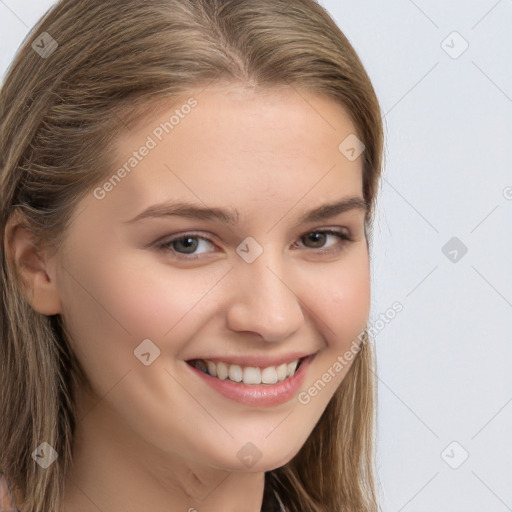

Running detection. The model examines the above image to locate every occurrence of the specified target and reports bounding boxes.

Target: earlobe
[3,212,62,316]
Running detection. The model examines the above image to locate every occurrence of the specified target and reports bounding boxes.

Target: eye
[294,229,353,254]
[156,233,217,260]
[154,228,354,261]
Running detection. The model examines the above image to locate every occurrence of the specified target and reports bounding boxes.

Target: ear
[3,210,62,315]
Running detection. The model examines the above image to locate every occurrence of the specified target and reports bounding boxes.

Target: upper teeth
[193,359,300,385]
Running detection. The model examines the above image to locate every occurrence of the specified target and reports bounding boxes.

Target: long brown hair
[0,1,384,510]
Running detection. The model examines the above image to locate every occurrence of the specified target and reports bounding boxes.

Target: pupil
[306,232,325,248]
[174,237,198,253]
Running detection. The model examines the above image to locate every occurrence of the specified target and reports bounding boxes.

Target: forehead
[96,85,364,225]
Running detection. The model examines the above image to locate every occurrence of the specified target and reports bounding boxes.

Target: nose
[225,249,305,343]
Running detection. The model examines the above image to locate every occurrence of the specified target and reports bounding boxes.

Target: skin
[6,83,371,512]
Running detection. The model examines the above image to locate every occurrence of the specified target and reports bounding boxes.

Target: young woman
[0,0,384,510]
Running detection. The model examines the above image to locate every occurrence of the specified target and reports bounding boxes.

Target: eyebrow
[124,196,368,225]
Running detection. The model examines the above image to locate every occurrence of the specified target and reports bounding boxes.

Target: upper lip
[186,352,315,368]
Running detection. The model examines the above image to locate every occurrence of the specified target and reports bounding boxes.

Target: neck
[61,390,265,512]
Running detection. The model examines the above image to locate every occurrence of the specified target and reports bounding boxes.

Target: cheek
[58,246,226,381]
[334,264,370,337]
[295,250,370,414]
[61,244,207,336]
[111,260,232,343]
[305,248,370,345]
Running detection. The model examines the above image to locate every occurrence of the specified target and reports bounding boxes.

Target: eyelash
[154,228,354,261]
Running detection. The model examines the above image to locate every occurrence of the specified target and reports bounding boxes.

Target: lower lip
[186,355,313,407]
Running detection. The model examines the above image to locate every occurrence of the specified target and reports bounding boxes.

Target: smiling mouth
[186,357,305,385]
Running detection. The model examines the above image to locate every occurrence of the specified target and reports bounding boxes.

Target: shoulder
[0,473,19,512]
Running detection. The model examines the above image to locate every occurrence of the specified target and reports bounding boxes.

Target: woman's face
[55,83,370,473]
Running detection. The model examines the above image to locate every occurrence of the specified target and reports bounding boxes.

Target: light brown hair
[0,1,384,510]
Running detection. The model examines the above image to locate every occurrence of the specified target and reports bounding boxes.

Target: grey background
[1,1,511,510]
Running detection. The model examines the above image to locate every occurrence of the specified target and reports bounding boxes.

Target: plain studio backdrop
[1,1,511,511]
